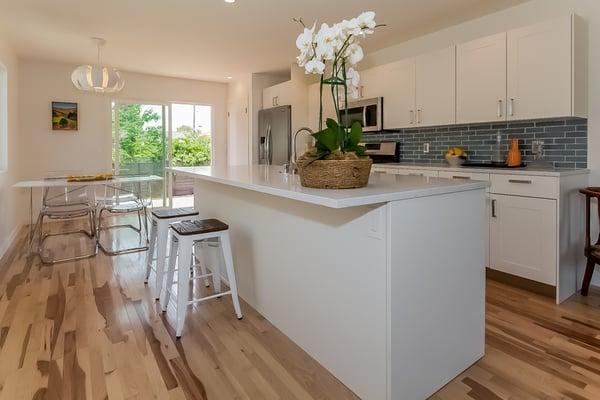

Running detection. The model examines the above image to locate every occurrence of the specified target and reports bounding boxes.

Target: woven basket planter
[297,158,373,189]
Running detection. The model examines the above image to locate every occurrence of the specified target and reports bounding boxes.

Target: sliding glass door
[113,101,168,207]
[112,101,214,208]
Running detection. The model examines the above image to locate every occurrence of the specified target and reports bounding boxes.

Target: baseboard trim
[0,224,22,262]
[486,268,556,299]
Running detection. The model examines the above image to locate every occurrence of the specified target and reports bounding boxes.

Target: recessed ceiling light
[226,76,233,79]
[224,0,236,3]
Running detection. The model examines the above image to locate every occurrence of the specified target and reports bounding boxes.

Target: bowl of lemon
[445,147,467,167]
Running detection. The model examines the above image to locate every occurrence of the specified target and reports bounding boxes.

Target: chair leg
[145,220,158,284]
[161,236,179,312]
[220,232,242,320]
[155,223,169,300]
[581,259,596,296]
[196,242,211,288]
[210,243,222,294]
[176,238,193,338]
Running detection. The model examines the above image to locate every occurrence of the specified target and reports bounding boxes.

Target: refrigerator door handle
[266,124,273,165]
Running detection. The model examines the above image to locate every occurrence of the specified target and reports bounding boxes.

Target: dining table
[14,174,163,253]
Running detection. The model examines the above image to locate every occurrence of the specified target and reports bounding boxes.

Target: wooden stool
[160,219,243,337]
[145,207,206,300]
[580,187,600,296]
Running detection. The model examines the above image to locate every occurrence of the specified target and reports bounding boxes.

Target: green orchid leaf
[312,126,339,152]
[346,121,363,148]
[346,144,367,156]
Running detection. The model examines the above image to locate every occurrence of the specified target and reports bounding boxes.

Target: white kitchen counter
[374,162,589,177]
[168,165,489,208]
[172,163,487,400]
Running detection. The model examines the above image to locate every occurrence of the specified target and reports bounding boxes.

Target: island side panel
[388,188,486,400]
[194,179,388,400]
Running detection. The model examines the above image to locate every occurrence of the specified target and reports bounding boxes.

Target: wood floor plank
[5,221,600,399]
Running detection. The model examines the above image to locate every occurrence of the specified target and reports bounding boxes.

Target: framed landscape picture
[52,101,78,131]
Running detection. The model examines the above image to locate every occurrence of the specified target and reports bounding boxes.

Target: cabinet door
[308,82,337,129]
[263,86,277,108]
[381,59,416,129]
[383,168,438,177]
[360,66,385,100]
[263,81,293,108]
[457,33,507,124]
[415,46,456,127]
[507,16,572,120]
[490,194,557,285]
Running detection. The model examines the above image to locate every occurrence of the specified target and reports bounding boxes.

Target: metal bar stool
[38,185,97,264]
[160,219,242,338]
[97,182,150,255]
[580,187,600,295]
[145,207,213,299]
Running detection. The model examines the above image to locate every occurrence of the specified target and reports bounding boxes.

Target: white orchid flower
[355,11,376,36]
[315,23,342,61]
[304,58,326,75]
[345,43,364,65]
[295,23,316,67]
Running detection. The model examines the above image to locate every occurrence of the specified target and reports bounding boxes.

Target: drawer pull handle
[508,179,532,184]
[491,199,497,218]
[408,173,423,176]
[452,175,471,180]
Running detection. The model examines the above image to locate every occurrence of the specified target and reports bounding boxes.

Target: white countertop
[373,162,589,177]
[168,165,489,209]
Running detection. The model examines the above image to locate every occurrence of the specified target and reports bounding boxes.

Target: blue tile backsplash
[362,118,588,169]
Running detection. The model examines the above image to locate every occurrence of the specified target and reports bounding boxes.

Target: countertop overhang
[168,165,489,209]
[373,162,589,177]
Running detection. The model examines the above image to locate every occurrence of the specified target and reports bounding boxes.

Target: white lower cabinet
[381,168,438,178]
[489,194,557,285]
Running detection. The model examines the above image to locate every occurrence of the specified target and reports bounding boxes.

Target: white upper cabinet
[415,46,456,127]
[507,15,586,120]
[457,33,507,124]
[308,82,337,131]
[380,59,416,129]
[263,81,293,108]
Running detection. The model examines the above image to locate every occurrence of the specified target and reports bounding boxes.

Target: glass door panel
[113,102,168,207]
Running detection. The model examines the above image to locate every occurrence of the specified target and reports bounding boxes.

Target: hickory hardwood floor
[2,219,600,399]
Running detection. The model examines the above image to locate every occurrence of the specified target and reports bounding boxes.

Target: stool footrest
[189,291,231,304]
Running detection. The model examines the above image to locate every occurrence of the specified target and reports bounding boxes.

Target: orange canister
[506,138,522,167]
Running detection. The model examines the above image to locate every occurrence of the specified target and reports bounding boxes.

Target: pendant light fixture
[71,37,124,93]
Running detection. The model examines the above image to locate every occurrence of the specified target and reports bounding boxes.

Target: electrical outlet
[423,142,430,153]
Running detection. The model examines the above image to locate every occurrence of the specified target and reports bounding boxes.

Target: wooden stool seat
[151,207,198,219]
[170,219,229,236]
[579,187,600,296]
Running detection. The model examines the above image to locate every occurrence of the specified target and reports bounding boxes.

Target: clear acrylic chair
[96,178,150,255]
[38,180,97,264]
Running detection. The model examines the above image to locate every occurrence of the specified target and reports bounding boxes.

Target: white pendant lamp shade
[71,38,124,93]
[71,65,124,93]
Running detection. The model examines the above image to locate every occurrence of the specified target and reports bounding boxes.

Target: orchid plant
[295,12,381,161]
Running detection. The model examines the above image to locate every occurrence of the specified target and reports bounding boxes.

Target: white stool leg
[160,235,179,312]
[154,221,169,300]
[219,231,242,319]
[210,242,222,294]
[176,237,193,337]
[144,219,158,284]
[194,242,211,287]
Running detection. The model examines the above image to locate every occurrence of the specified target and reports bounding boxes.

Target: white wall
[18,60,229,181]
[364,0,600,181]
[227,76,250,166]
[0,34,20,258]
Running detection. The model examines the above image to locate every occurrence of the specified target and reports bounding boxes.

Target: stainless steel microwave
[340,97,383,133]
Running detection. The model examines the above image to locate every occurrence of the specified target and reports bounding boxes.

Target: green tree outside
[116,104,211,168]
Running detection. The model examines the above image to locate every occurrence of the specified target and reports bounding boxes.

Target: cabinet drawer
[490,174,558,199]
[438,171,490,182]
[375,167,438,177]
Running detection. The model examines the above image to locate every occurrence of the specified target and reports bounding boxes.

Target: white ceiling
[0,0,528,83]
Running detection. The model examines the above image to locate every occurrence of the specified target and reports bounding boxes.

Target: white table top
[168,165,489,209]
[14,175,163,188]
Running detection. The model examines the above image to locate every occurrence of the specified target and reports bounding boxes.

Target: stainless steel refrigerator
[258,105,291,165]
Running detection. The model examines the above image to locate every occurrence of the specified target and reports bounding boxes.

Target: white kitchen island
[168,165,489,400]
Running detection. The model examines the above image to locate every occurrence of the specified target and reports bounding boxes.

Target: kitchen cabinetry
[415,46,456,127]
[263,81,293,108]
[308,82,337,132]
[374,166,437,177]
[373,164,588,303]
[506,15,586,120]
[457,32,507,124]
[490,194,557,285]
